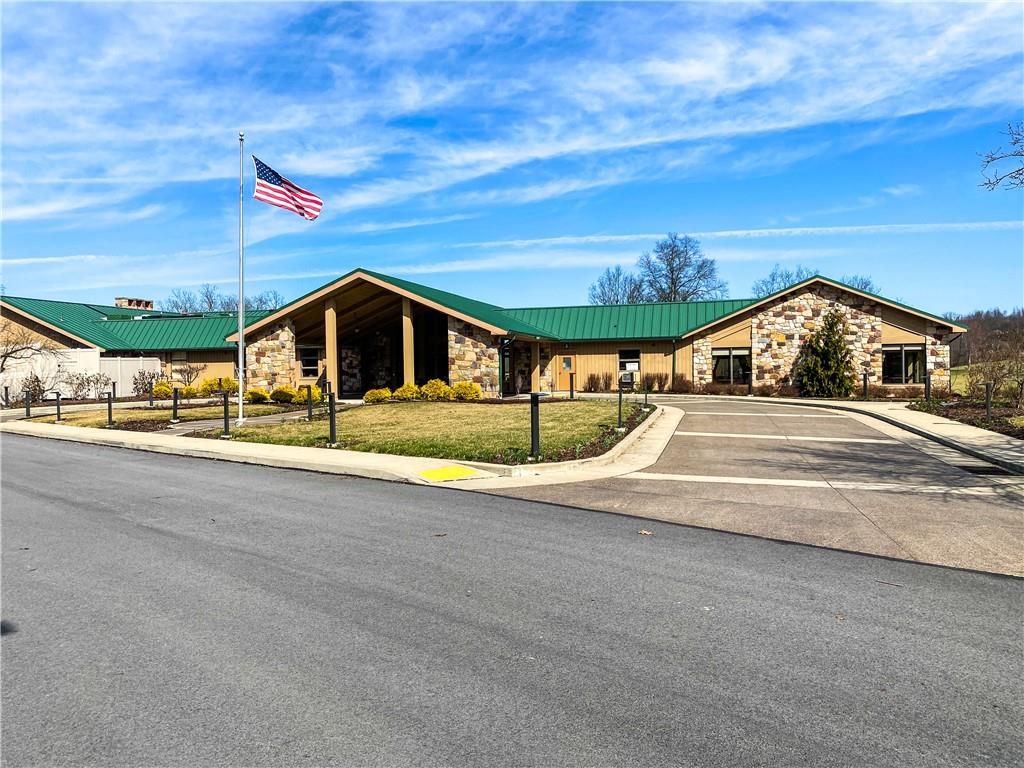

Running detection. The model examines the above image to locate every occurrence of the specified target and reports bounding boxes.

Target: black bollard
[4,385,9,408]
[305,384,313,421]
[24,390,31,418]
[618,385,624,429]
[530,392,541,459]
[862,372,869,400]
[569,372,575,401]
[985,382,993,419]
[748,372,753,396]
[111,381,116,401]
[106,391,113,426]
[925,373,931,402]
[171,388,179,423]
[328,392,337,445]
[55,391,62,422]
[148,382,154,407]
[222,391,230,437]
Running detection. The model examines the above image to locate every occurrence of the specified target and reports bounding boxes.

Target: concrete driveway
[493,399,1024,575]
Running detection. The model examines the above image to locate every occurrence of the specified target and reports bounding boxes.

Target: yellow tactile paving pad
[418,465,481,482]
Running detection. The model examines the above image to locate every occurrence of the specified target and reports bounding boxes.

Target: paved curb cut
[733,399,1024,476]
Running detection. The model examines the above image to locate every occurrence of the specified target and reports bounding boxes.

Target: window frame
[881,344,926,385]
[296,345,323,378]
[711,347,752,385]
[617,349,641,373]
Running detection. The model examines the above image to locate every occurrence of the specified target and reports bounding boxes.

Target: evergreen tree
[796,308,855,397]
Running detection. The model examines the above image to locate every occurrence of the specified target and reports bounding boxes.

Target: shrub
[20,373,47,402]
[245,387,270,404]
[88,373,111,399]
[777,384,800,398]
[703,383,748,396]
[198,377,239,396]
[292,385,323,404]
[392,382,421,401]
[867,384,891,399]
[670,374,693,393]
[584,373,601,393]
[420,378,454,401]
[795,308,855,398]
[363,387,392,404]
[270,385,298,403]
[179,385,198,400]
[152,381,173,400]
[452,381,482,401]
[641,372,656,392]
[132,369,160,397]
[654,372,669,392]
[60,372,92,400]
[754,383,777,397]
[600,372,614,392]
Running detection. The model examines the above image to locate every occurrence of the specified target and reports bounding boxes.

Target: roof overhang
[677,276,967,341]
[0,300,105,351]
[226,270,509,342]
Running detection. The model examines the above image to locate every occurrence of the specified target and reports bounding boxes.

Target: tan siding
[0,312,77,349]
[703,313,753,347]
[553,340,676,389]
[881,306,927,344]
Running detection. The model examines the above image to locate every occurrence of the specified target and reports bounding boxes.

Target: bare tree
[637,234,727,302]
[249,290,286,310]
[174,362,208,386]
[198,283,222,312]
[160,288,202,313]
[751,264,816,298]
[588,266,648,305]
[840,274,880,294]
[0,318,62,375]
[981,121,1024,191]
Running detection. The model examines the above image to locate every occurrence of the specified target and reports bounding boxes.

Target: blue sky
[2,1,1022,314]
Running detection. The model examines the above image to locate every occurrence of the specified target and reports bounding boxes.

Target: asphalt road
[2,435,1021,767]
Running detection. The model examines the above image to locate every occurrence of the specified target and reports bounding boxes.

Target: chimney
[114,297,154,310]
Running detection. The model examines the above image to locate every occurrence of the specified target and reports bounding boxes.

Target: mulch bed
[909,399,1024,440]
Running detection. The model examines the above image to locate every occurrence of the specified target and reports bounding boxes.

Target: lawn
[33,403,294,430]
[909,398,1023,440]
[219,400,646,464]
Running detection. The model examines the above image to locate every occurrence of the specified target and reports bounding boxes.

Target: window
[297,346,322,378]
[712,348,751,384]
[882,345,925,384]
[618,349,640,372]
[170,351,187,382]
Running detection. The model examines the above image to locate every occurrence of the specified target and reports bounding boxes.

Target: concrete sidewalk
[0,404,679,486]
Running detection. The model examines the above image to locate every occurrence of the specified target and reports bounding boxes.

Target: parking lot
[496,399,1024,575]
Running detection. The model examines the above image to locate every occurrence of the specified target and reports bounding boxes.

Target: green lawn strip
[220,400,646,464]
[32,403,295,430]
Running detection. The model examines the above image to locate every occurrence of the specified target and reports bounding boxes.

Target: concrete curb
[0,404,682,487]
[459,404,664,477]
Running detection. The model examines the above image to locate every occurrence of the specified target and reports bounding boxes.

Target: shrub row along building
[1,268,965,396]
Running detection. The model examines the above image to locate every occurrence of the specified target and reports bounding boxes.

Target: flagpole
[237,131,245,425]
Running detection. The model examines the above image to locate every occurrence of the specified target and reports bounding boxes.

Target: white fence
[1,347,161,401]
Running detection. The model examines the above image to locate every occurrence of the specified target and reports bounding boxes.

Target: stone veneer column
[447,317,500,394]
[692,337,713,387]
[245,320,297,391]
[926,323,951,390]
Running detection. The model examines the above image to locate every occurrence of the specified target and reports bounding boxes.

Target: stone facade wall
[748,285,883,388]
[340,344,361,393]
[245,321,296,390]
[447,317,500,394]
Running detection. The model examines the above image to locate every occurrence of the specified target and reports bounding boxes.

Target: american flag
[252,156,323,221]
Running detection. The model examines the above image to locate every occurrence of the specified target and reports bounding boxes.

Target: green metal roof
[499,299,758,341]
[98,311,273,350]
[1,295,272,351]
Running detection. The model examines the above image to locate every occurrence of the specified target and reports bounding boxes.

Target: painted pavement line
[674,431,896,444]
[682,411,849,419]
[621,471,1024,498]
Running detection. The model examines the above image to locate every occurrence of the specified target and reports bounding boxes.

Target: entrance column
[325,297,338,393]
[402,297,415,385]
[530,341,540,391]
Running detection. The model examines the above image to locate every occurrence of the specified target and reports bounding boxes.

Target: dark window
[882,345,925,384]
[712,348,751,384]
[618,349,640,372]
[298,347,322,378]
